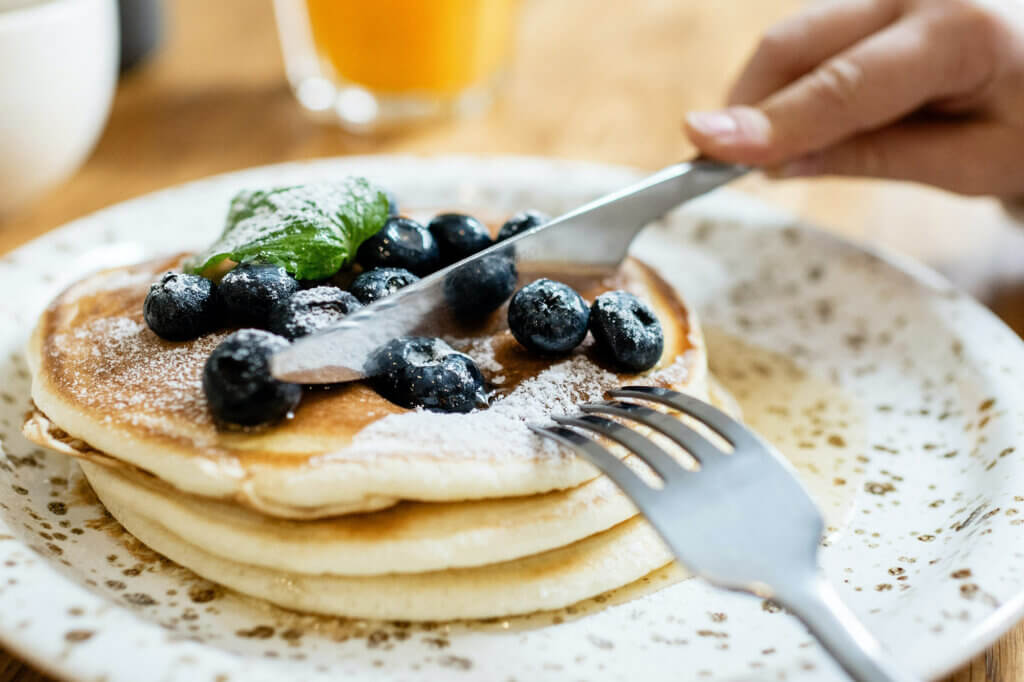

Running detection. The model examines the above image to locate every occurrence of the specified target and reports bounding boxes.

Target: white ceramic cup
[0,0,119,216]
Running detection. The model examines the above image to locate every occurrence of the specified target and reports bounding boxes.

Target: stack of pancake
[24,253,731,621]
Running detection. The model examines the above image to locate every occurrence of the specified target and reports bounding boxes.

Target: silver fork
[530,385,917,682]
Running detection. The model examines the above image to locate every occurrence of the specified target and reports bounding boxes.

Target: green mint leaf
[184,178,389,281]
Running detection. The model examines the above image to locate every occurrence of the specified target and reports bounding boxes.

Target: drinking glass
[274,0,520,132]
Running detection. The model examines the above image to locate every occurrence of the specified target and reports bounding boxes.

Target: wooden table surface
[3,0,1024,679]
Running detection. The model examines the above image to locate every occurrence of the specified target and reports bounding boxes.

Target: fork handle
[773,573,919,682]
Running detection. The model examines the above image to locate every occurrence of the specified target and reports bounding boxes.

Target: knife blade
[270,159,747,384]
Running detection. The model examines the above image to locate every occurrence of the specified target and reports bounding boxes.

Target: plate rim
[1,153,1022,681]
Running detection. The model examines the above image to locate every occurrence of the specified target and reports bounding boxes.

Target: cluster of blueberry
[507,280,665,372]
[142,202,664,427]
[355,210,549,414]
[362,280,665,417]
[141,207,547,426]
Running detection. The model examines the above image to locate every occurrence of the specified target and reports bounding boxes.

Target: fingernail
[771,154,825,178]
[686,110,739,138]
[686,107,771,145]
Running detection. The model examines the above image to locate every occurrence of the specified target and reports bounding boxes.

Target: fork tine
[529,424,657,504]
[554,414,693,480]
[610,386,758,449]
[580,400,724,463]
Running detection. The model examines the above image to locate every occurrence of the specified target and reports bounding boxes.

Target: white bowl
[0,0,118,216]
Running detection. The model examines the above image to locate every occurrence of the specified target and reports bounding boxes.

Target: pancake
[28,254,708,518]
[78,452,638,575]
[83,460,682,621]
[30,375,739,575]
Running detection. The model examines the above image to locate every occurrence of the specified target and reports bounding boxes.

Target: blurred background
[3,0,1022,334]
[1,1,1024,680]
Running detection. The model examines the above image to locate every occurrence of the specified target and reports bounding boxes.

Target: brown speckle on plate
[437,655,473,670]
[2,161,1024,682]
[235,625,275,640]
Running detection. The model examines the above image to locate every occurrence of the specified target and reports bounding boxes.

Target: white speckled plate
[1,156,1023,682]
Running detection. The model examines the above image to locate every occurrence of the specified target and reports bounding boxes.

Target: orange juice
[304,0,518,95]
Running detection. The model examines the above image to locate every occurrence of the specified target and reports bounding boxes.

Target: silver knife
[270,159,747,384]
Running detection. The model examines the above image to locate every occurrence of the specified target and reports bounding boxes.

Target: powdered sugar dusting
[640,348,697,388]
[447,335,502,374]
[160,273,205,297]
[42,255,698,469]
[335,350,694,464]
[190,180,383,275]
[49,313,225,426]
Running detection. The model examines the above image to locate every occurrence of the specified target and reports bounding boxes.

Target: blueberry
[443,253,517,318]
[143,272,221,341]
[428,213,493,265]
[349,267,419,304]
[589,291,664,372]
[268,286,363,340]
[497,210,549,241]
[507,279,589,354]
[367,336,486,413]
[202,329,302,427]
[356,217,440,276]
[218,263,299,328]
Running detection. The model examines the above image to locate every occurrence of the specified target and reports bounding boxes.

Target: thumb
[685,10,996,166]
[683,106,776,163]
[768,120,1024,196]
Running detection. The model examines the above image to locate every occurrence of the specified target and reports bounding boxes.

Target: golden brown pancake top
[37,254,691,470]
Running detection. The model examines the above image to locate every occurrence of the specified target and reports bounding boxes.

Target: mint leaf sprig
[185,177,390,281]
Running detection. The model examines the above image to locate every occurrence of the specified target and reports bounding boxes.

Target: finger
[728,0,902,106]
[686,8,999,166]
[770,120,1024,196]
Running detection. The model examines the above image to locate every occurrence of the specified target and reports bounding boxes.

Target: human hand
[684,0,1024,197]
